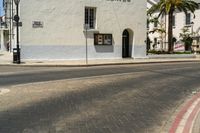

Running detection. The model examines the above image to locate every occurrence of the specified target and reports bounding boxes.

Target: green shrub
[148,50,192,54]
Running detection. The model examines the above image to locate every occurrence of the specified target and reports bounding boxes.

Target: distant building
[147,0,200,51]
[147,0,157,9]
[0,15,9,51]
[4,0,147,60]
[2,0,15,52]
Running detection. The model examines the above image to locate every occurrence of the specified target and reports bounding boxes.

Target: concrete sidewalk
[169,92,200,133]
[0,51,12,64]
[0,51,200,67]
[192,109,200,133]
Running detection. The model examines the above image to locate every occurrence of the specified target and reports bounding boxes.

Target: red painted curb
[183,100,200,133]
[169,92,200,133]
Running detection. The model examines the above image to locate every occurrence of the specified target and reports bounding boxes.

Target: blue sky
[0,0,3,16]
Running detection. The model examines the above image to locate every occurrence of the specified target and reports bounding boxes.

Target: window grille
[85,7,96,29]
[185,13,191,25]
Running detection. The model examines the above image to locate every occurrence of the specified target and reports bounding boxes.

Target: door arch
[122,30,130,58]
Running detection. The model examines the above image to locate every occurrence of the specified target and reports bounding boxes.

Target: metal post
[16,3,20,64]
[86,28,88,65]
[84,24,89,65]
[13,0,20,64]
[9,0,12,52]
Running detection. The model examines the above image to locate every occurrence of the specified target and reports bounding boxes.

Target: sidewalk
[0,51,13,64]
[169,92,200,133]
[192,109,200,133]
[0,51,200,67]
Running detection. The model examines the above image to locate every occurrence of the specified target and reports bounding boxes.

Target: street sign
[13,22,22,27]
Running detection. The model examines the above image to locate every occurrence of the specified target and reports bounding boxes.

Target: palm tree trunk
[168,9,174,53]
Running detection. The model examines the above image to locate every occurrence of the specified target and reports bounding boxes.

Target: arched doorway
[122,30,130,58]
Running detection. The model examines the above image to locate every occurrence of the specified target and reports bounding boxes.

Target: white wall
[0,29,9,51]
[148,13,168,50]
[19,0,147,60]
[148,8,200,51]
[173,9,200,38]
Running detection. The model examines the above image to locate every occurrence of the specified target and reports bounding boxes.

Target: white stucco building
[147,0,200,52]
[147,0,157,9]
[0,16,9,51]
[4,0,147,60]
[2,0,16,52]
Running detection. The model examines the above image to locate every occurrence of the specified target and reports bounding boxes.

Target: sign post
[84,24,89,65]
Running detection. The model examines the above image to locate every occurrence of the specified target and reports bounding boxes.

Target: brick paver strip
[169,92,200,133]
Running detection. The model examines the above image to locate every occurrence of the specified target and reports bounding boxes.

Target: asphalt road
[0,62,200,133]
[0,62,200,87]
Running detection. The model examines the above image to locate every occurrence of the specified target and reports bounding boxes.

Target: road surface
[0,62,200,133]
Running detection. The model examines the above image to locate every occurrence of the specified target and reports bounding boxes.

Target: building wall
[0,30,9,51]
[20,0,147,60]
[147,1,200,51]
[173,9,200,39]
[0,14,10,51]
[148,13,168,50]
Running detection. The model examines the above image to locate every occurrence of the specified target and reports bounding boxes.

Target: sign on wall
[13,22,22,27]
[32,21,44,28]
[106,0,131,2]
[94,34,112,45]
[174,41,185,52]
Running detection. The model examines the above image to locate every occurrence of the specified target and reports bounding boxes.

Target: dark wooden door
[122,30,129,58]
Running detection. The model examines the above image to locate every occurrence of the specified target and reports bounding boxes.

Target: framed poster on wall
[94,34,112,45]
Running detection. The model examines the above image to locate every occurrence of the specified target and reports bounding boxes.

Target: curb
[183,101,200,133]
[169,92,200,133]
[0,59,200,67]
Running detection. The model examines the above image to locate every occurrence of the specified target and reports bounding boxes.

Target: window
[153,38,157,48]
[172,15,175,27]
[185,13,191,25]
[154,38,157,44]
[85,7,96,29]
[94,34,112,45]
[154,20,158,28]
[147,20,149,29]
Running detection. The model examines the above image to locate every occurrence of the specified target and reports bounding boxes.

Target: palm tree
[148,0,199,53]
